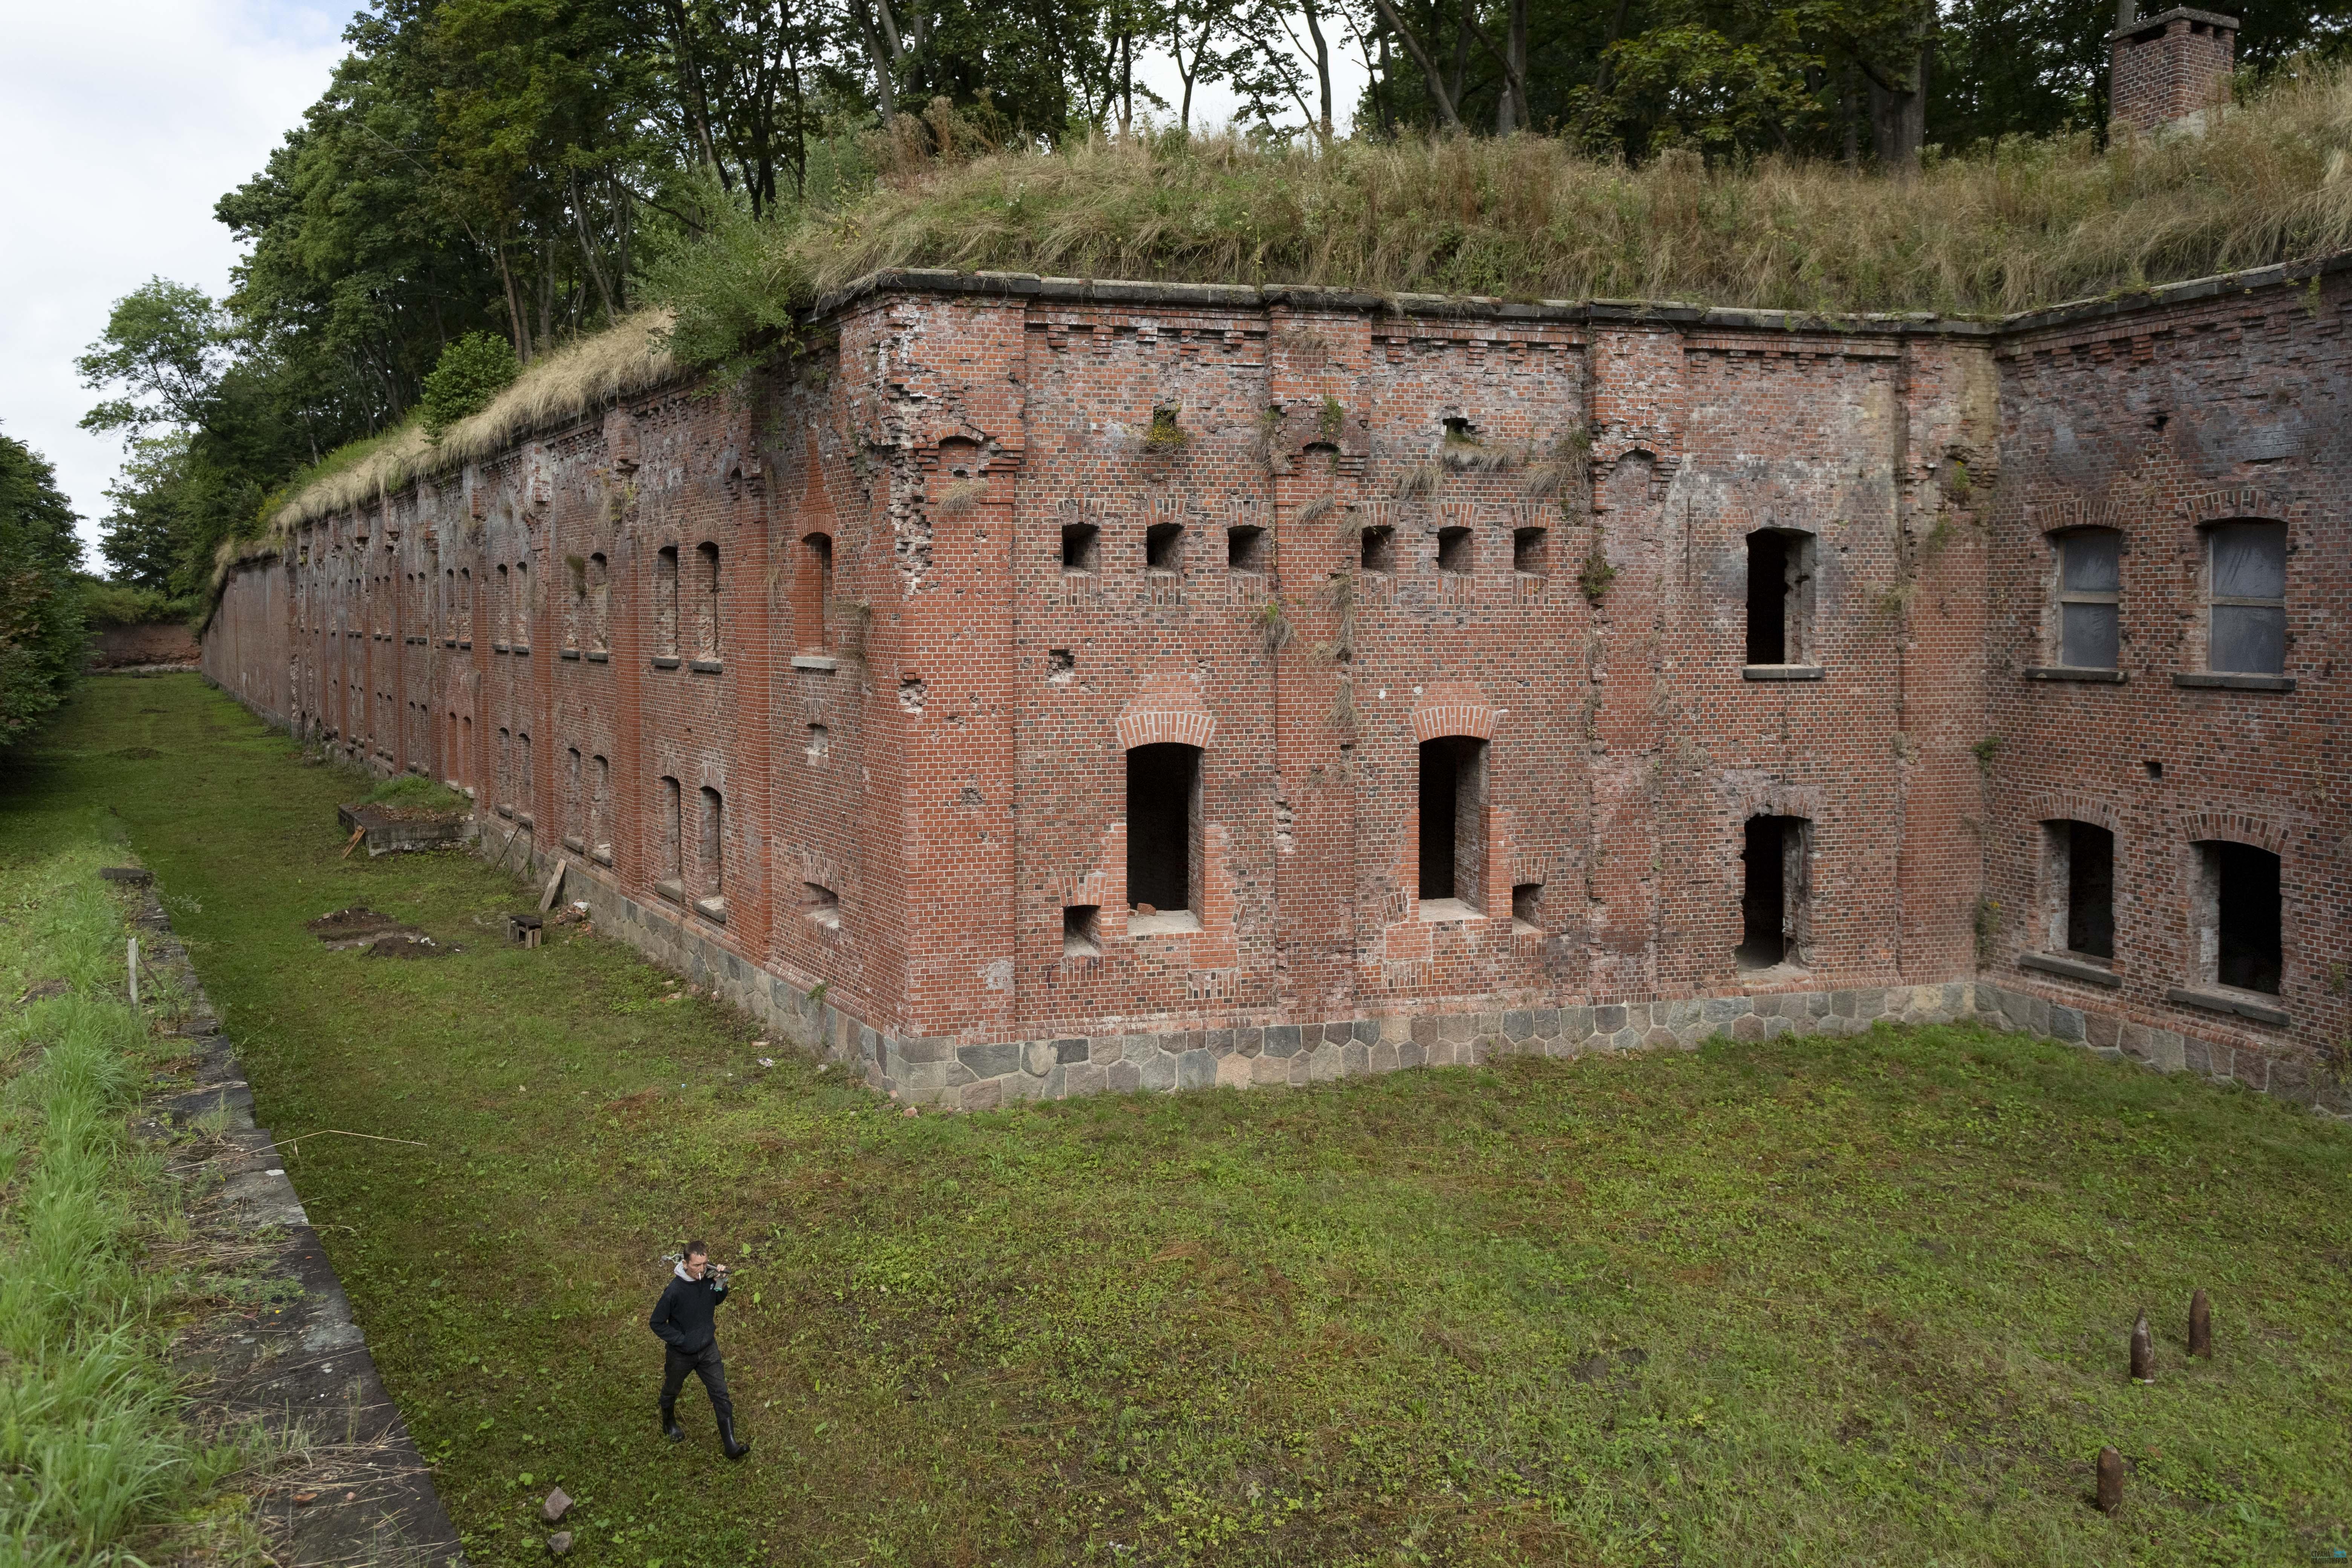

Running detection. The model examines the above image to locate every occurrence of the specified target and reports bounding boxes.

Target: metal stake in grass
[2189,1287,2212,1358]
[2096,1446,2124,1513]
[2130,1308,2155,1383]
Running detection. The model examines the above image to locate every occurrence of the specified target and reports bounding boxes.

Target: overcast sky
[1,3,1362,565]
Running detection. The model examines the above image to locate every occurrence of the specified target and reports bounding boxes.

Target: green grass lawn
[17,674,2352,1567]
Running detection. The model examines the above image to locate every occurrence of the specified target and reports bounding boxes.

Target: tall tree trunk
[1373,0,1461,128]
[1496,0,1527,132]
[1302,0,1333,145]
[1447,0,1468,117]
[1865,36,1931,169]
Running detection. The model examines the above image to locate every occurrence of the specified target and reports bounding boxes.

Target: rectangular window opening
[1061,522,1100,573]
[2056,529,2121,669]
[1126,743,1203,934]
[588,553,610,652]
[590,755,611,863]
[1361,525,1396,573]
[1436,526,1472,575]
[2201,841,2282,994]
[1513,527,1548,574]
[657,776,683,900]
[804,882,841,930]
[1063,904,1102,959]
[2065,821,2115,960]
[695,542,721,660]
[805,723,830,763]
[1745,530,1814,666]
[797,533,833,650]
[1417,736,1488,918]
[1737,815,1809,970]
[2208,521,2286,675]
[1227,525,1267,573]
[1511,882,1543,935]
[1145,522,1184,572]
[653,547,680,658]
[697,787,723,897]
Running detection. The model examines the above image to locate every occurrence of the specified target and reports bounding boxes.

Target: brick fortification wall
[204,259,2352,1114]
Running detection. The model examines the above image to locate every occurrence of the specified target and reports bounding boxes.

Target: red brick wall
[201,260,2350,1109]
[2110,9,2237,136]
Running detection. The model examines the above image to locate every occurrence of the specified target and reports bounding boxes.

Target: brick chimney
[2110,4,2239,136]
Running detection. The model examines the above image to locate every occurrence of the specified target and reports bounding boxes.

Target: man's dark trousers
[660,1340,733,1427]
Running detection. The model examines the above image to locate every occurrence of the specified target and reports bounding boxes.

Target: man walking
[649,1240,750,1460]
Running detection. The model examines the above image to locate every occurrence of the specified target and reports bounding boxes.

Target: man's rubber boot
[661,1404,684,1444]
[719,1416,751,1462]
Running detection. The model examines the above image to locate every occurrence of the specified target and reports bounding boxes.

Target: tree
[0,429,87,749]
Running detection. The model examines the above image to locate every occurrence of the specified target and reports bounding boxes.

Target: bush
[78,579,189,627]
[419,332,521,439]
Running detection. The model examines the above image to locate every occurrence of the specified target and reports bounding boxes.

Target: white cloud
[0,0,345,558]
[0,2,1369,565]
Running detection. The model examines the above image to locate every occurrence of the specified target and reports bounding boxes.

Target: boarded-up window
[2056,529,2121,669]
[695,542,721,660]
[2208,522,2286,675]
[654,547,680,658]
[588,553,610,652]
[658,776,683,894]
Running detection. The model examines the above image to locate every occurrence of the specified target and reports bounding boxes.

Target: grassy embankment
[27,673,2352,1567]
[0,728,262,1560]
[237,63,2352,570]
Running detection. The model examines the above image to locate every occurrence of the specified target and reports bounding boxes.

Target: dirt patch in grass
[306,906,435,954]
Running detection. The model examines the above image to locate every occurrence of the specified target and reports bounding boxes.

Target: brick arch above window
[1117,709,1216,751]
[2180,487,2292,527]
[1411,682,1498,743]
[1116,669,1217,752]
[2024,790,2124,835]
[2178,810,2290,856]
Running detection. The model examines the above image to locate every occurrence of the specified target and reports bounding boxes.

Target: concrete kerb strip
[122,877,466,1568]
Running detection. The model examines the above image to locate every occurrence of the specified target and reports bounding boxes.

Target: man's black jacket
[649,1270,730,1354]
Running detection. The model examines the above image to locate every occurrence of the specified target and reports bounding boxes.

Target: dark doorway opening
[1738,815,1808,969]
[1127,743,1201,921]
[1418,737,1488,907]
[2213,841,2282,993]
[2066,821,2115,960]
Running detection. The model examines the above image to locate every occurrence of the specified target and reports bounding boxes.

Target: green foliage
[0,800,257,1559]
[77,579,192,628]
[48,674,2352,1568]
[1579,535,1618,603]
[1317,395,1344,439]
[0,432,87,750]
[637,173,813,387]
[419,333,521,439]
[1142,404,1191,449]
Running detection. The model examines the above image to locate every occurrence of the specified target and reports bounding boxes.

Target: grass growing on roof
[33,674,2352,1567]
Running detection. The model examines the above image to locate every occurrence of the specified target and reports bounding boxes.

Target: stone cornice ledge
[813,250,2350,341]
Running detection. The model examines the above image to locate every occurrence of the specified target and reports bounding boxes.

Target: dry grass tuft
[226,310,678,573]
[795,66,2352,312]
[233,68,2352,592]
